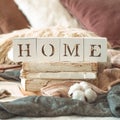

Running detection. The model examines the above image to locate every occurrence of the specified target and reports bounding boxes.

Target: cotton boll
[84,88,97,103]
[68,83,82,96]
[79,81,91,91]
[72,90,86,102]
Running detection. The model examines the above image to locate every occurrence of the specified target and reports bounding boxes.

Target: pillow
[0,0,29,34]
[60,0,120,48]
[14,0,80,28]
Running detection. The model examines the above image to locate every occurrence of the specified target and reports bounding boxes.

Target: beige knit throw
[0,26,98,64]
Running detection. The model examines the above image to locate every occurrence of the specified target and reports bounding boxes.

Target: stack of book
[20,62,98,92]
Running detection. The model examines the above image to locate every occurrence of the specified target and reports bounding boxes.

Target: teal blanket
[0,84,120,119]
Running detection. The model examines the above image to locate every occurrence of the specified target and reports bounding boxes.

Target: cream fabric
[14,0,81,28]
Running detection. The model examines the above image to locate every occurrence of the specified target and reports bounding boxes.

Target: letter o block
[37,38,60,62]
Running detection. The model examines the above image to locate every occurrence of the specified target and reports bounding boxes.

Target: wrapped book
[20,62,98,91]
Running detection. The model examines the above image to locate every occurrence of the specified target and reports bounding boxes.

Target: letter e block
[84,37,107,62]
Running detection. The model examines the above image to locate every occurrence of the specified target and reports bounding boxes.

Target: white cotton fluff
[79,81,91,91]
[68,82,98,103]
[68,83,82,96]
[84,88,97,103]
[72,90,85,102]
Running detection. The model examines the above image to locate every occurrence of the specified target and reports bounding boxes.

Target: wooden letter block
[60,38,83,62]
[13,37,107,63]
[84,37,107,62]
[37,38,60,62]
[13,38,37,62]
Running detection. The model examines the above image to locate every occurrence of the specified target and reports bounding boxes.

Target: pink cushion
[60,0,120,48]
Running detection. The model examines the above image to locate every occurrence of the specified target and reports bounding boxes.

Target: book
[21,71,97,80]
[22,62,98,72]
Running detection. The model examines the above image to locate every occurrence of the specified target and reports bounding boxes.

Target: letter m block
[60,38,83,62]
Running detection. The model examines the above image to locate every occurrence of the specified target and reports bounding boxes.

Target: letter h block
[13,38,37,62]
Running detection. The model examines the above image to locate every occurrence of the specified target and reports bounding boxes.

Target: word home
[13,37,107,62]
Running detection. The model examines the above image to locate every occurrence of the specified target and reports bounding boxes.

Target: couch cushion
[0,0,30,34]
[60,0,120,48]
